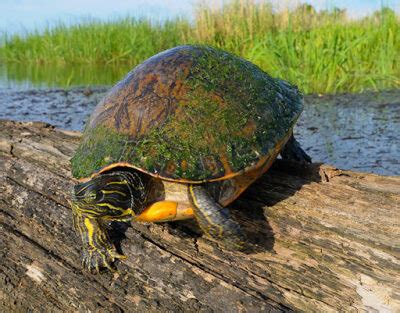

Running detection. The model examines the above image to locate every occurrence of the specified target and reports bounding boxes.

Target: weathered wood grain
[0,119,399,312]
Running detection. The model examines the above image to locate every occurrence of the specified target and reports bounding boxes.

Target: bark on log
[0,119,399,312]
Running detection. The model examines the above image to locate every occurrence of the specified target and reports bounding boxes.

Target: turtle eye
[85,191,97,202]
[85,190,104,203]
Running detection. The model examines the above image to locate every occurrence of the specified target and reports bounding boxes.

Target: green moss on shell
[71,45,303,180]
[71,126,130,179]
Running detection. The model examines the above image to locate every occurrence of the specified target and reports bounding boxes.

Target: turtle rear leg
[188,185,247,250]
[281,134,312,163]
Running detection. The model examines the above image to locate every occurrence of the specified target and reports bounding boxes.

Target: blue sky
[0,0,398,35]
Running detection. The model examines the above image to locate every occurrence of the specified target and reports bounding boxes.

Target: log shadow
[109,221,131,256]
[229,159,323,253]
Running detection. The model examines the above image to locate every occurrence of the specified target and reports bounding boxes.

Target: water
[0,87,399,176]
[295,91,400,175]
[0,63,131,89]
[0,87,107,130]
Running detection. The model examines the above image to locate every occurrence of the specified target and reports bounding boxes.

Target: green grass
[0,0,399,93]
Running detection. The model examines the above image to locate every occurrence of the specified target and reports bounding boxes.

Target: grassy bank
[1,0,399,93]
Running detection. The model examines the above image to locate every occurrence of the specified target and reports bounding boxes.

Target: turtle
[70,45,311,273]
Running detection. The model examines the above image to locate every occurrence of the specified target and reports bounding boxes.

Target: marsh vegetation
[0,0,399,93]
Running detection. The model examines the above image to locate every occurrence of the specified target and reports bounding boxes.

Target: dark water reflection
[0,87,399,176]
[0,63,132,89]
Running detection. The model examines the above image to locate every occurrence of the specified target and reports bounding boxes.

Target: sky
[0,0,398,35]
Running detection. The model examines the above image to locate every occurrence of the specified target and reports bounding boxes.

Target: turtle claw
[82,247,125,273]
[281,135,312,163]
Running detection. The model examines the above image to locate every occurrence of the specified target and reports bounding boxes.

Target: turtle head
[72,171,146,220]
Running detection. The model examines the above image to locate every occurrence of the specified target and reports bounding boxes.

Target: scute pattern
[71,45,303,181]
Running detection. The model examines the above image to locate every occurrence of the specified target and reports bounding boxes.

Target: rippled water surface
[1,87,399,175]
[295,91,400,175]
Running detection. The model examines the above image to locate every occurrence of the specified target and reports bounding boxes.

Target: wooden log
[0,119,399,312]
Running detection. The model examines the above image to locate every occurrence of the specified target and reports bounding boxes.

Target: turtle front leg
[188,185,247,250]
[72,209,126,273]
[281,134,312,163]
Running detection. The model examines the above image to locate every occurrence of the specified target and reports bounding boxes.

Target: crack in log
[9,144,14,157]
[13,156,71,182]
[139,232,291,311]
[0,207,16,221]
[0,215,126,312]
[6,175,71,212]
[0,214,79,272]
[241,263,337,309]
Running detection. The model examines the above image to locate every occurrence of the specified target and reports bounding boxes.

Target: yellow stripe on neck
[97,202,125,211]
[106,180,128,185]
[101,189,127,196]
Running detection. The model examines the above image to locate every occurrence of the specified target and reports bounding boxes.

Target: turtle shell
[71,45,303,182]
